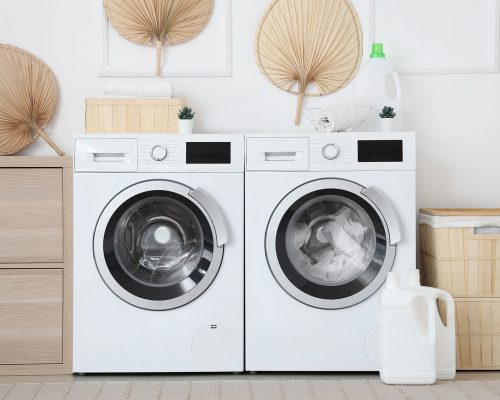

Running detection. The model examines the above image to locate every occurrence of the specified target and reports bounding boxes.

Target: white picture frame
[366,0,499,74]
[99,0,232,77]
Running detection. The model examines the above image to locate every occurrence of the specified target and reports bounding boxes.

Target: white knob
[151,145,167,161]
[322,143,339,160]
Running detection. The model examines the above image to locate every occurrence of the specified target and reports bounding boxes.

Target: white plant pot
[178,119,194,135]
[380,118,394,132]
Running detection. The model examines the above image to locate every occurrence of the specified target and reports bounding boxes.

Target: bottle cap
[407,269,421,287]
[370,43,386,58]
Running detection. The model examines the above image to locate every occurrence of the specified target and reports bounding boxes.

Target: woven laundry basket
[85,98,185,133]
[420,208,500,370]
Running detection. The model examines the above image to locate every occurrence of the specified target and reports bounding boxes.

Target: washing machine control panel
[245,133,415,173]
[136,135,244,172]
[150,145,167,161]
[73,135,244,173]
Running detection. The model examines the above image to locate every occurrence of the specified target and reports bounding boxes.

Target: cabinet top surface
[0,156,72,168]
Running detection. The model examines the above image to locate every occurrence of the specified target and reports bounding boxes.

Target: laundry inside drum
[285,195,376,286]
[113,196,205,287]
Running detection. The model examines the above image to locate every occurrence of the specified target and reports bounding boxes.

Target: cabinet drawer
[0,169,63,263]
[0,269,63,364]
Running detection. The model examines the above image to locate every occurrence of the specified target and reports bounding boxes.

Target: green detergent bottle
[354,43,402,131]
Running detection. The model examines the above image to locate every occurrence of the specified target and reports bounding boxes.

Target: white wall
[1,0,500,210]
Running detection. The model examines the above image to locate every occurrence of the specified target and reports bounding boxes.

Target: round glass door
[94,181,225,310]
[265,179,398,309]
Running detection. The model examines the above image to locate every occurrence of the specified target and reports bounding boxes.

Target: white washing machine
[73,134,244,373]
[245,132,416,371]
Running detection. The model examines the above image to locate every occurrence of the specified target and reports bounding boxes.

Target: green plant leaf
[379,105,396,118]
[178,106,195,119]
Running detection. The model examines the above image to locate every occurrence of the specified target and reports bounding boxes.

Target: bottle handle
[390,70,402,102]
[434,291,455,330]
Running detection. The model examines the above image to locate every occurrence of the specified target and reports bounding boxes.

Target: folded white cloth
[104,81,173,98]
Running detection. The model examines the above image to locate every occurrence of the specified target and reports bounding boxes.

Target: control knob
[150,145,167,162]
[322,143,339,160]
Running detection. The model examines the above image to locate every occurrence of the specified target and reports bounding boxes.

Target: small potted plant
[178,106,195,135]
[379,106,396,132]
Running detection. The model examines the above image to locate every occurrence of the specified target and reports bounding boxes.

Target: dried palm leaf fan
[0,44,64,156]
[256,0,363,125]
[104,0,214,76]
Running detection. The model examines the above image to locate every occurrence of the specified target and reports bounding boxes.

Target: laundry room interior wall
[1,0,500,210]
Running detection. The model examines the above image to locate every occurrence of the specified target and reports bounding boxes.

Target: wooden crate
[420,224,500,298]
[454,298,500,369]
[420,208,500,370]
[85,98,185,133]
[420,224,500,261]
[420,251,500,298]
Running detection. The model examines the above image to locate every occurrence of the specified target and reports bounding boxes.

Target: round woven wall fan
[104,0,214,76]
[256,0,363,125]
[0,44,64,156]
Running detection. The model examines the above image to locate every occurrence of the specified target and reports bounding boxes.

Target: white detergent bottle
[354,43,402,131]
[407,269,456,380]
[380,272,437,385]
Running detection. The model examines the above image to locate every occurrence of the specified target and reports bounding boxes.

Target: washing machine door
[265,178,400,309]
[93,180,228,310]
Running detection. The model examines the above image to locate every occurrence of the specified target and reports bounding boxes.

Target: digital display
[358,140,403,162]
[186,142,231,164]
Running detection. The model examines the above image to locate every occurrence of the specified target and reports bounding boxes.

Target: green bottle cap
[370,43,385,58]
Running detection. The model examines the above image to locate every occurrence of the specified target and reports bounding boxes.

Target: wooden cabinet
[0,169,63,263]
[0,157,72,375]
[0,270,63,364]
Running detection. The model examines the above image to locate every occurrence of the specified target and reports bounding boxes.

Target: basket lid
[420,208,500,217]
[419,208,500,228]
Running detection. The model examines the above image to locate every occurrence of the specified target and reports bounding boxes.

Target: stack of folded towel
[104,81,173,98]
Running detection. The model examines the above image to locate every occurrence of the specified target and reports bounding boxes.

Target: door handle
[189,187,229,247]
[92,152,126,162]
[362,186,401,245]
[264,151,298,161]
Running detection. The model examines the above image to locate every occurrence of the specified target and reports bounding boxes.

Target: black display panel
[358,140,403,162]
[186,142,231,164]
